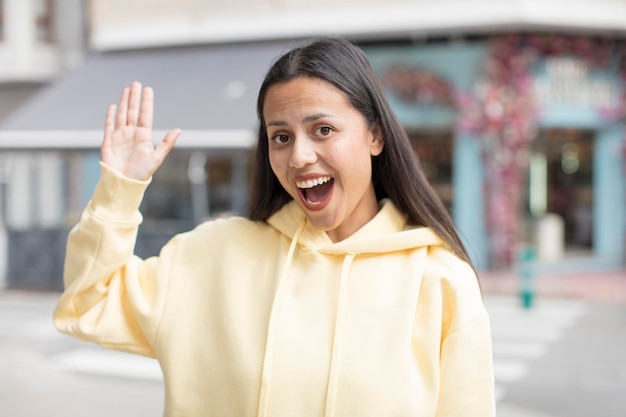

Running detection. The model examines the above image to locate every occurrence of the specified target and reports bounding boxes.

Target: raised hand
[101,82,181,181]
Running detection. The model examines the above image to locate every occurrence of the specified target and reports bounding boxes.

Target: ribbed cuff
[89,161,152,222]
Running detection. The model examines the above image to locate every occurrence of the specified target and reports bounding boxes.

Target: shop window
[407,129,454,212]
[525,129,594,255]
[139,149,251,226]
[140,149,194,227]
[35,0,54,42]
[206,157,237,215]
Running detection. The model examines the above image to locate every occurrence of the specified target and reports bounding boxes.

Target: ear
[369,123,384,156]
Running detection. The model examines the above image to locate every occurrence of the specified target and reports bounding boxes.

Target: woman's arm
[436,312,496,417]
[432,251,496,417]
[53,83,180,357]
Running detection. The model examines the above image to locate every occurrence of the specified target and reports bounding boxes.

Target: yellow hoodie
[54,163,495,417]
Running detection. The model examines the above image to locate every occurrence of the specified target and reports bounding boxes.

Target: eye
[271,133,291,145]
[315,126,333,137]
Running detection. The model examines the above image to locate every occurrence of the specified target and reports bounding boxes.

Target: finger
[138,86,154,128]
[103,104,116,144]
[116,87,130,127]
[154,128,181,164]
[126,81,142,126]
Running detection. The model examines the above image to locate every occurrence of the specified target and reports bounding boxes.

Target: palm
[101,82,180,181]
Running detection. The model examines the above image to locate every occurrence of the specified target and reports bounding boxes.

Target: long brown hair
[249,37,473,268]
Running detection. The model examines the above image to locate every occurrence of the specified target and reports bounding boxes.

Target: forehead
[262,76,352,115]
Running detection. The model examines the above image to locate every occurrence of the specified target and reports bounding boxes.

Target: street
[487,295,626,417]
[0,291,164,417]
[0,287,625,417]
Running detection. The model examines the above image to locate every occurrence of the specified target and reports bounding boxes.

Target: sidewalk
[479,268,626,304]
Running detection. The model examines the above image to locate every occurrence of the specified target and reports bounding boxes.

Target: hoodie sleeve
[53,162,174,358]
[435,311,496,417]
[428,249,496,417]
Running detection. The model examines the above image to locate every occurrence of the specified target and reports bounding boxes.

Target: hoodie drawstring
[324,252,355,417]
[257,219,307,417]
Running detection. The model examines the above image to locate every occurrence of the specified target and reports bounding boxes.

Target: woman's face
[264,76,384,242]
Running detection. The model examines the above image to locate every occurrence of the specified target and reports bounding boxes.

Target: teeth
[296,176,331,189]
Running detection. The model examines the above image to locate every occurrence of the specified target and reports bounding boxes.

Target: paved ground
[484,267,626,416]
[498,300,626,417]
[0,290,164,417]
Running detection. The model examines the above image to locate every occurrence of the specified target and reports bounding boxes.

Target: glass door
[526,128,594,257]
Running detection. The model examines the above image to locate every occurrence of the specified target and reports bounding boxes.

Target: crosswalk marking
[492,341,547,359]
[53,348,163,382]
[485,295,589,405]
[497,403,562,417]
[493,359,528,383]
[0,317,61,339]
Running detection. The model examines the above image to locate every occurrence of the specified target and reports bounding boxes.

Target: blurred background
[0,0,624,416]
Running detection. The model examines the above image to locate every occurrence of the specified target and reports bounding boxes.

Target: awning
[0,40,302,149]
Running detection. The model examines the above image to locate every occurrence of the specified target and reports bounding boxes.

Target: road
[491,295,626,417]
[1,289,624,417]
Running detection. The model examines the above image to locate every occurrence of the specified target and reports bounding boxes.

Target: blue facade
[364,39,625,272]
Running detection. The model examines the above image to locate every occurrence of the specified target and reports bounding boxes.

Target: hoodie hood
[267,199,444,255]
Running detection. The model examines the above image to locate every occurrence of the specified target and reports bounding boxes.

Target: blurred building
[0,0,624,289]
[0,0,86,289]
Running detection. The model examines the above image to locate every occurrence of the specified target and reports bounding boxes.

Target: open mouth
[296,176,334,207]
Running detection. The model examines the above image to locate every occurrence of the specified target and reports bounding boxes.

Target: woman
[54,37,495,417]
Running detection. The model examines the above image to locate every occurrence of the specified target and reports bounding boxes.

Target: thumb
[154,128,181,164]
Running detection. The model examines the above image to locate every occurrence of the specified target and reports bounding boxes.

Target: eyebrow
[266,113,337,127]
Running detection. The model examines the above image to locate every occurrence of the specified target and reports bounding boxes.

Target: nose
[289,136,317,168]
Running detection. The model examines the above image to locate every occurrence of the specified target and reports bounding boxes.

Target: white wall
[87,0,626,51]
[0,0,60,81]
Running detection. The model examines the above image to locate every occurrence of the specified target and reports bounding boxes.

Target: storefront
[364,34,626,272]
[1,35,624,289]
